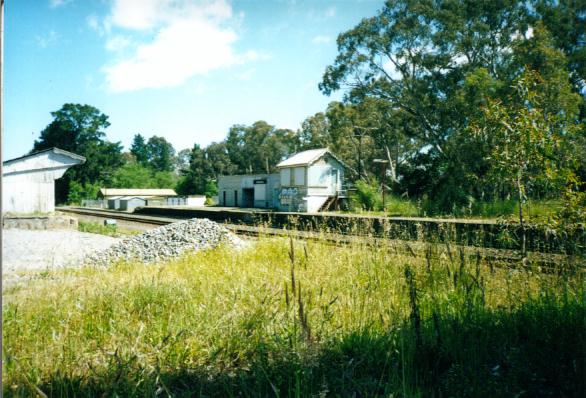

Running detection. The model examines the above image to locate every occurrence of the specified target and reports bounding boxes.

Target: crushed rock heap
[86,218,244,266]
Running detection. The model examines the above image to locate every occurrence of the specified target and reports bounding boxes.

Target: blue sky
[4,0,383,160]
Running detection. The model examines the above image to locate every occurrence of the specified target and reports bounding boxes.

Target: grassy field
[78,220,139,237]
[348,195,563,221]
[3,237,584,397]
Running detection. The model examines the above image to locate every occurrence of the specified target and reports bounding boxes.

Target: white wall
[2,150,84,214]
[305,196,329,213]
[3,176,55,213]
[186,196,206,207]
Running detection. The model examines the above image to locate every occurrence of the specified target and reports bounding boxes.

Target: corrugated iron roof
[276,148,346,168]
[277,148,328,168]
[3,147,86,165]
[99,188,177,197]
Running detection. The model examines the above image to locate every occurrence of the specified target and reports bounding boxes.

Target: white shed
[276,148,346,212]
[118,196,147,211]
[2,148,86,214]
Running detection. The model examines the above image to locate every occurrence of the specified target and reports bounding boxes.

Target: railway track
[59,207,582,269]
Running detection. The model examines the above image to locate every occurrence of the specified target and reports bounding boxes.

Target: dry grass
[3,236,584,397]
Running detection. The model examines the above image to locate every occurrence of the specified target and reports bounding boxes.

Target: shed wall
[2,176,55,213]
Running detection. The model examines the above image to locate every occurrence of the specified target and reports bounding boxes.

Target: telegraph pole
[373,159,388,211]
[353,125,377,180]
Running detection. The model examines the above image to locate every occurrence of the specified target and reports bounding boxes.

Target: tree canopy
[33,103,123,203]
[31,1,584,213]
[319,0,585,210]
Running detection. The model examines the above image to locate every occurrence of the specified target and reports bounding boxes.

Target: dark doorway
[234,190,238,206]
[222,191,226,206]
[242,188,254,207]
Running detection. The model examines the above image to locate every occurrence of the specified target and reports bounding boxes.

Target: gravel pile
[85,218,244,267]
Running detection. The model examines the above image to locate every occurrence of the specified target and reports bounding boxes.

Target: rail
[57,206,583,269]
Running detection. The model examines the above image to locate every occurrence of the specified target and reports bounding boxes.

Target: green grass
[429,198,564,221]
[78,220,138,237]
[348,195,563,221]
[3,238,584,397]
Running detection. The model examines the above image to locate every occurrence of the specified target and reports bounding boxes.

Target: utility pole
[1,0,5,367]
[353,125,377,180]
[373,159,389,211]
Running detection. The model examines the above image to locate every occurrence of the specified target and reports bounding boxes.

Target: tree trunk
[384,145,398,184]
[517,172,526,257]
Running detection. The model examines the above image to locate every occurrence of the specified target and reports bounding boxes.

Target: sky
[4,0,384,160]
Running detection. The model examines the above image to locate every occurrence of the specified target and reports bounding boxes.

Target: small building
[276,148,346,212]
[2,147,86,214]
[100,188,177,209]
[106,196,123,210]
[217,148,346,212]
[99,188,177,201]
[165,195,206,207]
[218,173,280,208]
[118,196,147,211]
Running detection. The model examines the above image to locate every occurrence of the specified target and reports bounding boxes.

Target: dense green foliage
[319,0,585,212]
[32,103,124,203]
[110,162,178,190]
[31,1,584,215]
[3,238,583,396]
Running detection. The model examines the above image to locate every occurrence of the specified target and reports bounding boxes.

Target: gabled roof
[119,196,150,201]
[99,188,177,197]
[3,147,86,166]
[276,148,346,168]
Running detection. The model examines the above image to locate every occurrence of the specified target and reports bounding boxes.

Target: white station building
[218,148,347,213]
[2,147,86,214]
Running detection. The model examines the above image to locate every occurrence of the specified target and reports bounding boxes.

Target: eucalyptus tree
[320,0,584,209]
[33,103,123,203]
[225,121,298,174]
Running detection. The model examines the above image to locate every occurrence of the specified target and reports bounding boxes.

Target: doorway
[242,188,254,207]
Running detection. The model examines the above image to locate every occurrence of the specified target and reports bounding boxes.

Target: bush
[67,181,101,205]
[351,180,381,211]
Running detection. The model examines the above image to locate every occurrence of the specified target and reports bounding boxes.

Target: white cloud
[235,68,255,81]
[109,0,232,30]
[36,30,59,48]
[382,58,403,80]
[99,0,257,92]
[49,0,72,8]
[324,6,336,18]
[312,35,331,45]
[105,35,133,52]
[308,6,336,21]
[87,14,99,30]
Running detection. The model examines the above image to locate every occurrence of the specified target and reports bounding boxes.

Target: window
[280,168,290,186]
[294,167,305,185]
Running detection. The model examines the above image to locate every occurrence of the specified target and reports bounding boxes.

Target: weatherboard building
[218,148,347,213]
[2,147,86,214]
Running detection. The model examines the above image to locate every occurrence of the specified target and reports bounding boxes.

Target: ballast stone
[85,218,244,266]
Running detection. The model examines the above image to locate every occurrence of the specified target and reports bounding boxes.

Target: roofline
[276,148,347,168]
[99,188,177,195]
[3,147,86,165]
[218,172,279,178]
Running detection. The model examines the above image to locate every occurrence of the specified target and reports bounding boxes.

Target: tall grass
[78,220,139,237]
[3,238,584,397]
[349,188,562,220]
[419,198,563,220]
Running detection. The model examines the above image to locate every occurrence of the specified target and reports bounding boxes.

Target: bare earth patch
[2,229,121,286]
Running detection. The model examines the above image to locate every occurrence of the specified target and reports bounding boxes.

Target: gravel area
[2,229,121,274]
[85,218,246,267]
[2,219,245,288]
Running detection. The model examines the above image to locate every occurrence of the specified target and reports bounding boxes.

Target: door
[330,169,339,194]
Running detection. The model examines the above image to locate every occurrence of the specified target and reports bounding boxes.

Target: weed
[2,238,584,397]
